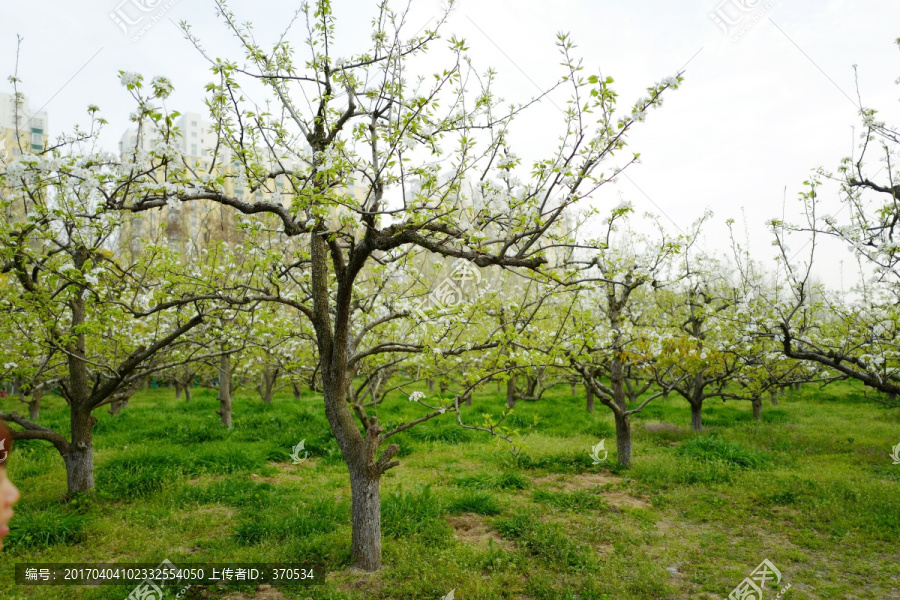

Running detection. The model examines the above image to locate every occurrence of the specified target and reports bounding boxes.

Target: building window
[191,131,197,137]
[31,132,42,144]
[191,121,197,126]
[191,144,197,155]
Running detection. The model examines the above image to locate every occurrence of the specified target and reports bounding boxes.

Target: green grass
[1,380,899,599]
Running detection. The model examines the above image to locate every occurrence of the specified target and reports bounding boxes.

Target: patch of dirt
[604,491,649,509]
[531,472,622,491]
[596,543,615,557]
[446,514,517,551]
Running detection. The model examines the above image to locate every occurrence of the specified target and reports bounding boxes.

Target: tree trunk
[439,380,449,395]
[64,406,96,493]
[769,389,779,406]
[570,381,577,396]
[259,368,279,404]
[27,387,42,421]
[505,377,516,409]
[217,352,233,428]
[752,397,762,421]
[690,401,703,432]
[175,382,183,400]
[427,378,435,393]
[613,412,632,467]
[108,400,124,416]
[585,383,594,413]
[184,384,192,402]
[292,381,303,400]
[349,465,382,572]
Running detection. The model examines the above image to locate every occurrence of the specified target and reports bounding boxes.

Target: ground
[0,380,898,599]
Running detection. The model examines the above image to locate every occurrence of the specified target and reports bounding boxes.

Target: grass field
[1,381,898,599]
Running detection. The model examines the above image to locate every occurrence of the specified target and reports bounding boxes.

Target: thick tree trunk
[613,412,632,467]
[184,384,192,402]
[292,381,303,400]
[506,377,516,409]
[570,381,577,396]
[64,406,96,493]
[752,397,762,421]
[585,383,594,413]
[690,401,703,431]
[217,352,233,428]
[175,382,184,400]
[349,465,382,572]
[107,400,124,416]
[769,389,779,406]
[439,380,449,395]
[610,349,631,466]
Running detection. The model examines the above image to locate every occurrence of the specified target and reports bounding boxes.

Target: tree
[564,207,684,466]
[109,0,681,570]
[0,118,222,492]
[765,44,900,401]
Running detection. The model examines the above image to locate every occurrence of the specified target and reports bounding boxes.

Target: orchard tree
[564,207,684,466]
[110,1,682,570]
[765,38,900,402]
[0,112,231,493]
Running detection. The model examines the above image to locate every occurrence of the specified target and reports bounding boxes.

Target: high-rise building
[0,92,49,161]
[1,93,50,224]
[119,112,263,259]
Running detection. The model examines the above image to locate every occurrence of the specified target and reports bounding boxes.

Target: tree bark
[427,378,435,393]
[184,383,192,402]
[64,405,96,493]
[107,400,124,416]
[769,389,778,406]
[292,381,303,400]
[349,465,382,572]
[690,401,703,432]
[585,383,594,413]
[570,381,577,396]
[439,379,449,395]
[25,386,42,421]
[258,367,279,404]
[217,352,233,427]
[752,396,762,421]
[613,412,632,467]
[175,382,184,400]
[505,377,516,409]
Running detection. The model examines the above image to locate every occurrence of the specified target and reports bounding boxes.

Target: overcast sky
[2,0,898,289]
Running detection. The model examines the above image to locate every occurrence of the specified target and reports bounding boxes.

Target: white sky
[1,0,898,289]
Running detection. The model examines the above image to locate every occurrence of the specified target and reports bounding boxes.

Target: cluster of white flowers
[119,71,142,87]
[408,391,426,402]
